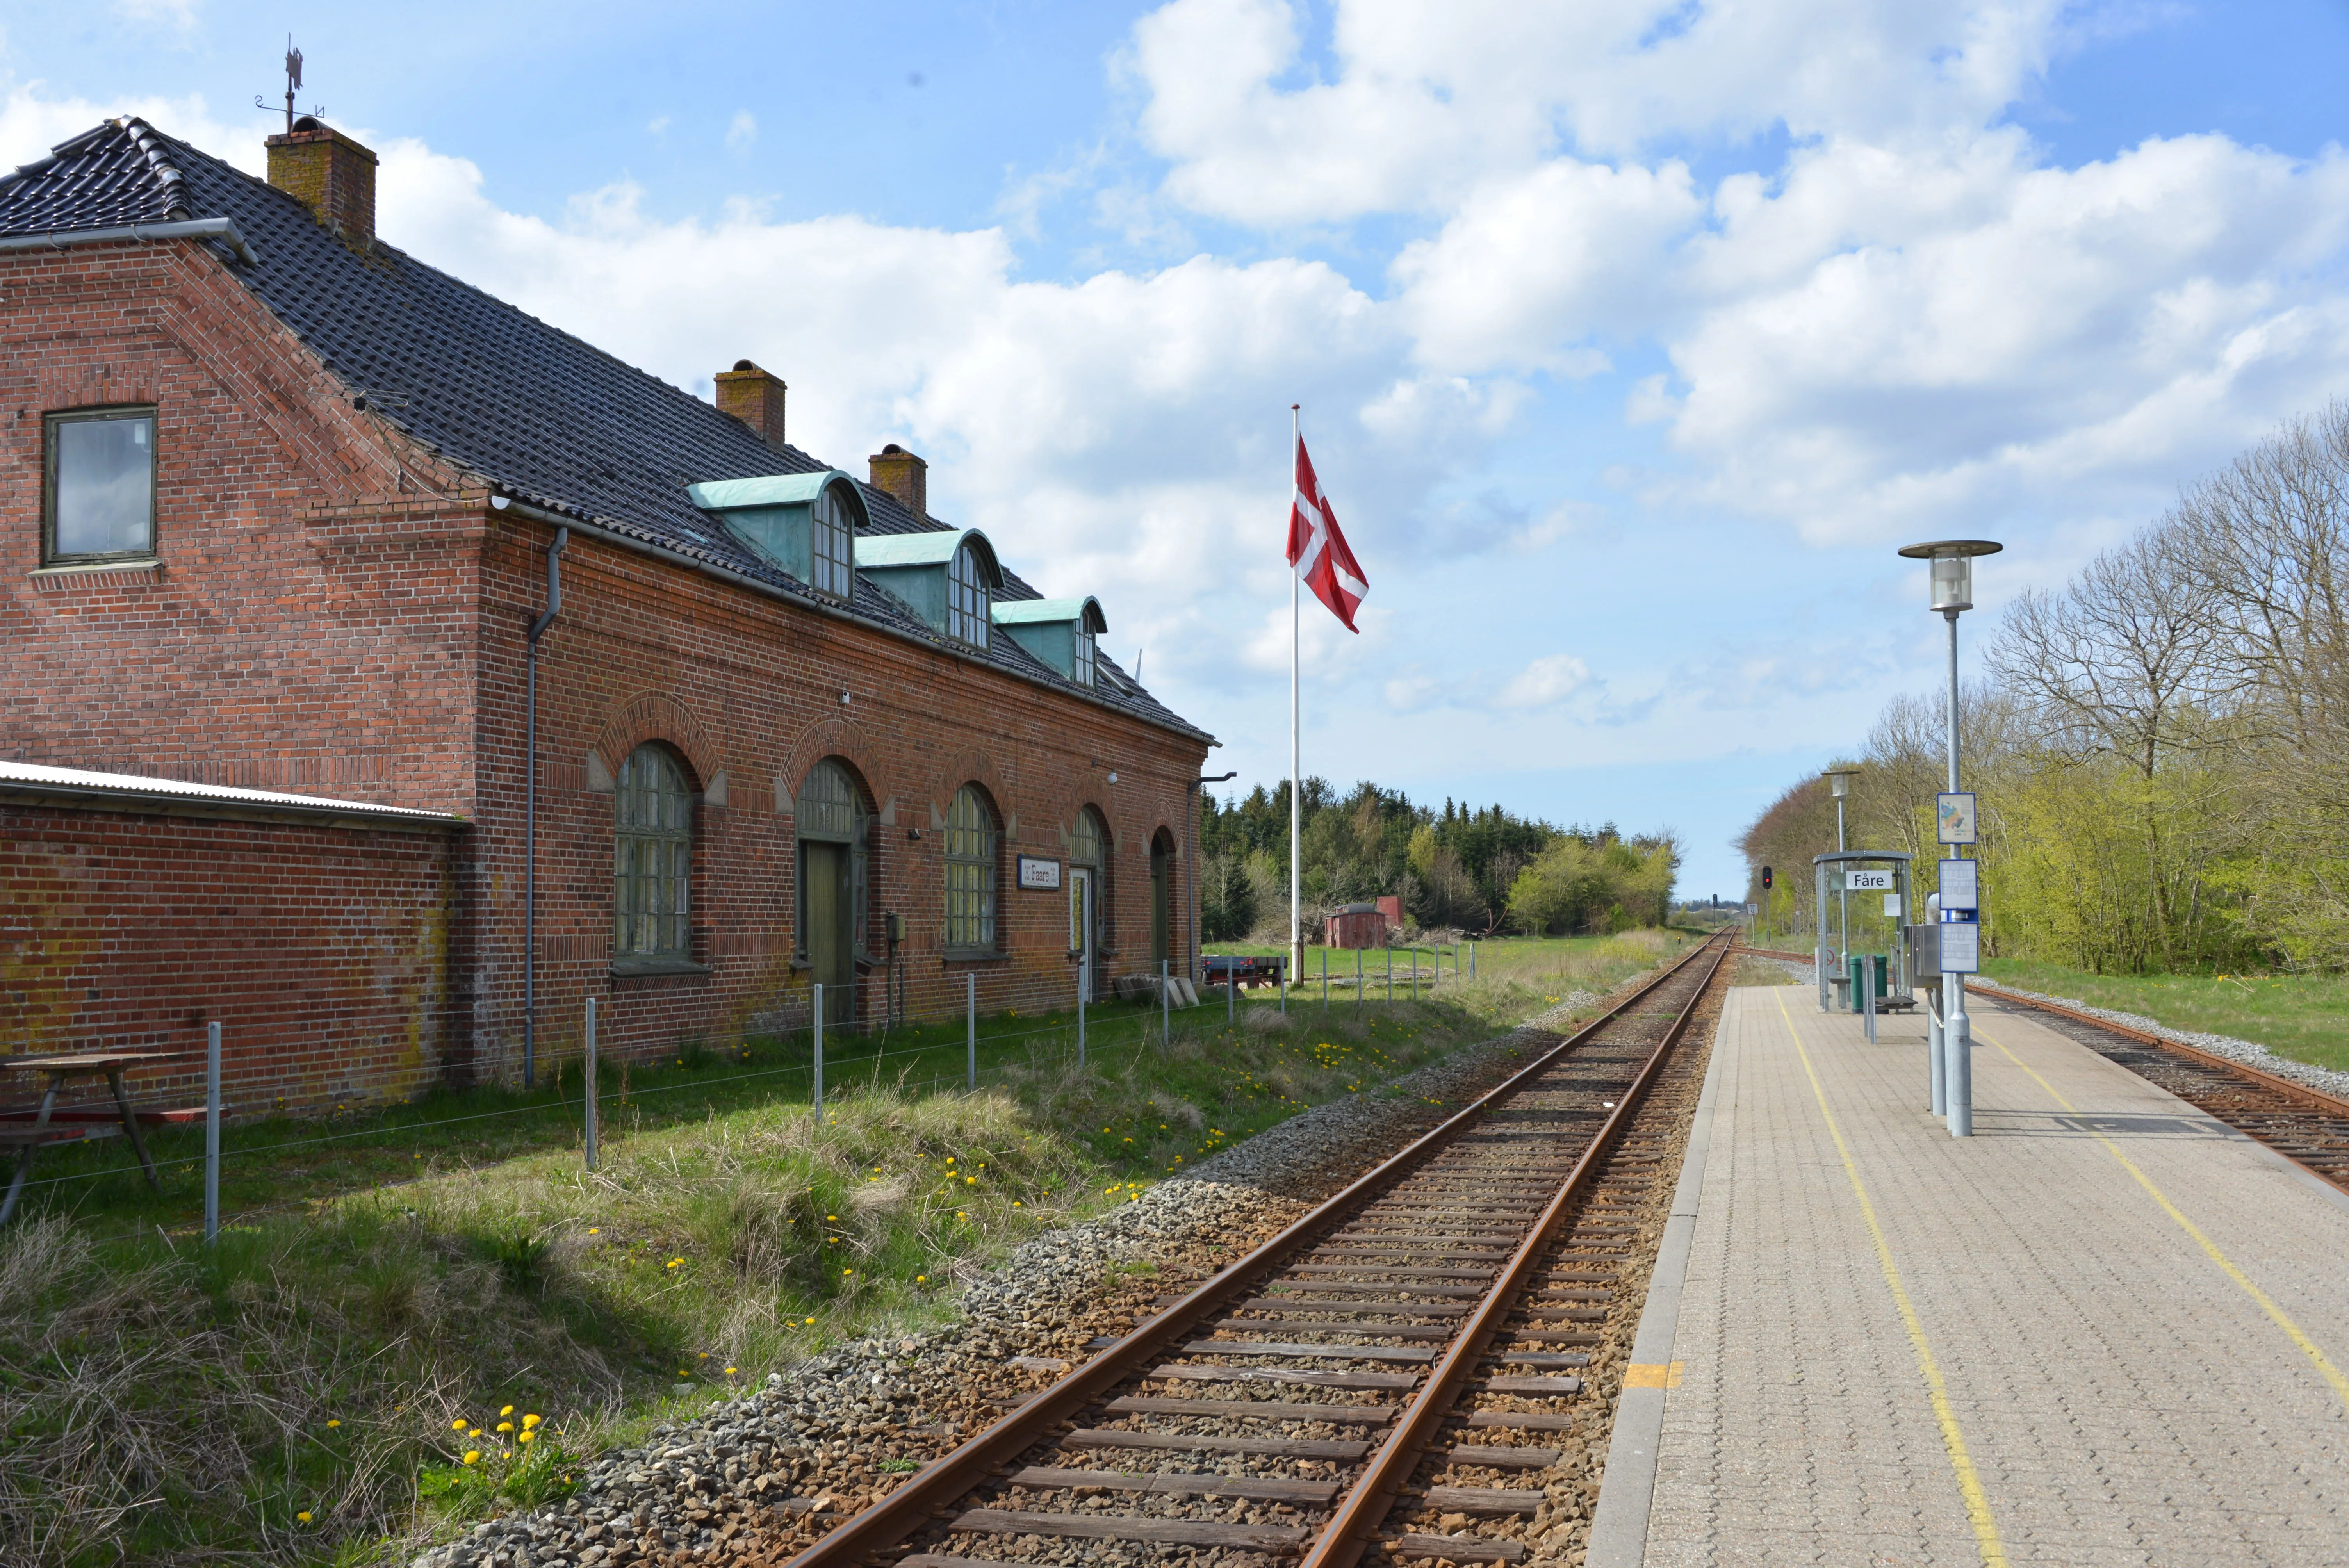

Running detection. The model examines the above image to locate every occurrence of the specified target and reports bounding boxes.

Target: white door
[1070,867,1096,1003]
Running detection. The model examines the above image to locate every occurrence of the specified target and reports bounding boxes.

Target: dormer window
[991,596,1109,686]
[684,469,866,602]
[856,527,1007,648]
[947,541,989,649]
[812,483,854,600]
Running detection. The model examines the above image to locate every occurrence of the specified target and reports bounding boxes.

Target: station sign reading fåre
[1016,855,1062,891]
[1937,791,1978,845]
[1847,868,1894,892]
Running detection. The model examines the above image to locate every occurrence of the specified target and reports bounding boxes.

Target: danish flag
[1287,435,1367,633]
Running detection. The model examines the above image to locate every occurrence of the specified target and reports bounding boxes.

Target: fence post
[1386,944,1393,1001]
[1412,947,1419,1001]
[584,997,599,1172]
[204,1020,221,1246]
[1471,940,1477,979]
[813,982,825,1115]
[1227,960,1235,1022]
[1321,947,1328,1008]
[1078,985,1087,1071]
[967,973,977,1089]
[1160,960,1171,1047]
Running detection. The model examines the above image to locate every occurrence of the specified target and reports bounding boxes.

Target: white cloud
[725,110,757,151]
[1494,654,1592,709]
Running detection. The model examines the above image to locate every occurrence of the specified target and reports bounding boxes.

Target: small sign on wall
[1017,855,1062,890]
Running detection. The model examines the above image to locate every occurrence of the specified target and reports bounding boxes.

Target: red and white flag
[1287,435,1367,633]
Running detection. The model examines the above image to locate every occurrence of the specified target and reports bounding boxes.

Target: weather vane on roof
[253,38,324,132]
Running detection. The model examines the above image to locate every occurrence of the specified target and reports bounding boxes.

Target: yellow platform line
[1979,1026,2349,1415]
[1772,990,2009,1567]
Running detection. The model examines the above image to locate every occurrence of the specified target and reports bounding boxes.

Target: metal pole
[1078,987,1087,1070]
[1356,946,1363,1005]
[1944,609,1972,1138]
[203,1021,221,1246]
[1835,794,1848,986]
[1227,961,1235,1023]
[968,973,978,1088]
[1289,407,1304,996]
[1411,948,1419,1000]
[1387,943,1393,1001]
[522,527,565,1093]
[1160,960,1171,1048]
[1321,947,1328,1008]
[1471,941,1476,979]
[583,997,599,1172]
[1862,955,1877,1044]
[813,982,824,1115]
[1928,985,1946,1115]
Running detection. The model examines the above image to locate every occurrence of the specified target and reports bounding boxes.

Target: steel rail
[775,931,1734,1568]
[1300,932,1732,1568]
[1970,979,2349,1121]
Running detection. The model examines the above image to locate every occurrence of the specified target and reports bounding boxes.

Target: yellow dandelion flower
[666,1258,683,1269]
[500,1405,515,1418]
[522,1413,541,1428]
[297,1511,313,1523]
[725,1366,737,1375]
[497,1421,515,1433]
[517,1430,535,1445]
[843,1267,854,1277]
[326,1418,341,1428]
[462,1450,481,1466]
[451,1418,468,1431]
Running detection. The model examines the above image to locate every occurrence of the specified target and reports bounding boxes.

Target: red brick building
[0,117,1213,1110]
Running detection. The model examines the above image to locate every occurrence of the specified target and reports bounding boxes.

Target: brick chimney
[868,443,928,519]
[266,117,377,248]
[715,361,788,449]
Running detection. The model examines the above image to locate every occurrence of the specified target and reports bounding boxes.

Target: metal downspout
[524,524,568,1089]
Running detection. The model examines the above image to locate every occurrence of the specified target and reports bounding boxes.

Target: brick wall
[0,803,460,1112]
[0,235,1213,1105]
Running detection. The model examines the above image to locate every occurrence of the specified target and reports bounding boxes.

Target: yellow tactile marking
[1978,1026,2349,1415]
[1772,990,2010,1567]
[1622,1361,1684,1388]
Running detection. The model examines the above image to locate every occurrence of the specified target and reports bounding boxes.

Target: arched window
[1073,626,1097,686]
[946,541,990,649]
[811,482,854,601]
[943,784,998,951]
[615,745,693,959]
[795,759,870,972]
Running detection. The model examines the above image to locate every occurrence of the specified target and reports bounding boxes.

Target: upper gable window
[946,541,990,649]
[1074,626,1097,687]
[45,408,156,565]
[811,483,854,602]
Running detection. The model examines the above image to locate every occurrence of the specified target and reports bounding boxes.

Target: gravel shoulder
[413,982,1654,1568]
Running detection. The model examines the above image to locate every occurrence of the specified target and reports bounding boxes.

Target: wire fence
[0,943,1483,1234]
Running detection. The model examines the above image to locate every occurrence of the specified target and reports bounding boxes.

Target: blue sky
[8,1,2349,902]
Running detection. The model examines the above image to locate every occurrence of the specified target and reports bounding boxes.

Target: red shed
[1328,903,1385,949]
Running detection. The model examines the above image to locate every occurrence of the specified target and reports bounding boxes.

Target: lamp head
[1823,767,1857,798]
[1897,538,2001,613]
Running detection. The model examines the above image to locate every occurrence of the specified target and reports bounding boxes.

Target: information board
[1939,858,1979,912]
[1939,920,1980,972]
[1016,855,1062,891]
[1884,893,1903,918]
[1937,792,1978,844]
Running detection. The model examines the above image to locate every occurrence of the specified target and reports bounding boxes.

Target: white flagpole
[1290,404,1303,993]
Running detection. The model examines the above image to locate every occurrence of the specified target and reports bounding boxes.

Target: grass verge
[0,928,1697,1566]
[1980,957,2349,1074]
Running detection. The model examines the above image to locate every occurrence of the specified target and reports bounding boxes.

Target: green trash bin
[1846,953,1890,1012]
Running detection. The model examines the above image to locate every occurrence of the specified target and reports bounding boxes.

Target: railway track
[1972,984,2349,1193]
[762,931,1736,1568]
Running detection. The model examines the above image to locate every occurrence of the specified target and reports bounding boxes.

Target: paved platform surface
[1620,984,2349,1566]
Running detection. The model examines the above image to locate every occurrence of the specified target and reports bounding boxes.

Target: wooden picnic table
[0,1049,196,1222]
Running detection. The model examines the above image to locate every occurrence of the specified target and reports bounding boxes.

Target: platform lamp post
[1897,538,2001,1138]
[1822,768,1858,981]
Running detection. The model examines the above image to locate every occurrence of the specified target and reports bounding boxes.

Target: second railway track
[763,930,1736,1568]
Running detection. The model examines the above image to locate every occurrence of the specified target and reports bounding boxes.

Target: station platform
[1591,984,2349,1566]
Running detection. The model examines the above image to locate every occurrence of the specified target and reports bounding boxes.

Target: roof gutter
[0,216,258,265]
[0,777,464,834]
[484,491,1219,749]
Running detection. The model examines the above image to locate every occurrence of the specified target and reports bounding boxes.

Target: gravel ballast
[413,984,1658,1568]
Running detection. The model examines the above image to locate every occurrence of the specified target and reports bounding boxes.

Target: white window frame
[811,483,854,602]
[943,784,999,951]
[615,746,693,959]
[946,542,990,649]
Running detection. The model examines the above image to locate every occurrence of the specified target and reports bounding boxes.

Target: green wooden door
[805,842,854,1025]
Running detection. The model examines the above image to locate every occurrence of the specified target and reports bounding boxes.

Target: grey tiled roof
[0,119,1207,743]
